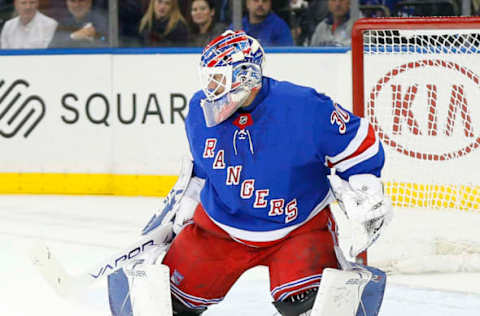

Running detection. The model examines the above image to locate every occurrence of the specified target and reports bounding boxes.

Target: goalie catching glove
[328,174,393,256]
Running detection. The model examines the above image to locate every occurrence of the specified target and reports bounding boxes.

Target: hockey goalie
[108,30,393,316]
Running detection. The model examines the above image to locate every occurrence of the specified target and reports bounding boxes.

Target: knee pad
[172,296,207,315]
[272,288,318,316]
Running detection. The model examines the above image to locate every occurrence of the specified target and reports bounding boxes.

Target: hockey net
[348,17,480,274]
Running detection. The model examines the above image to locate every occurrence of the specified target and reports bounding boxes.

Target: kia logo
[367,59,480,160]
[0,79,45,138]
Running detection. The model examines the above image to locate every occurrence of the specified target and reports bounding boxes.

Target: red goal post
[351,17,480,211]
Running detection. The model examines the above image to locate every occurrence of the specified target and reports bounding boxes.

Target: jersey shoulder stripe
[325,118,379,173]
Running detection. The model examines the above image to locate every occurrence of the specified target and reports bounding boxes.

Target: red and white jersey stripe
[325,118,380,173]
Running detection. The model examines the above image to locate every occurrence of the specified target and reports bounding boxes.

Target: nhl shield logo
[233,113,253,129]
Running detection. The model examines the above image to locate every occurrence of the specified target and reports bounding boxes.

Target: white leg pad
[128,263,172,316]
[311,268,372,316]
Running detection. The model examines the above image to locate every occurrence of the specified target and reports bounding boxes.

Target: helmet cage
[199,62,262,102]
[199,65,233,101]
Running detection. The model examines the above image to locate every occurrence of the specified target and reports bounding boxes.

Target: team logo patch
[171,269,184,286]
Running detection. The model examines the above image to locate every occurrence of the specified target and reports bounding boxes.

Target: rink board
[0,47,479,209]
[0,49,350,195]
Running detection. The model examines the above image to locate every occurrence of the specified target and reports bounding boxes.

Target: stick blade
[29,241,76,298]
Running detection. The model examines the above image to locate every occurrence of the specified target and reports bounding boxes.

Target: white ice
[1,194,479,316]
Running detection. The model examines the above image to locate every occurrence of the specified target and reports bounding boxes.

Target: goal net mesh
[350,18,480,273]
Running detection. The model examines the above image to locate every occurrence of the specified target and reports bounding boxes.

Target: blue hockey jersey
[185,77,384,244]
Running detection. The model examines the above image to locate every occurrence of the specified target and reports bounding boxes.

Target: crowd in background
[0,0,477,49]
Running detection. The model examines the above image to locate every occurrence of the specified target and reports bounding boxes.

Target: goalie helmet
[199,30,265,127]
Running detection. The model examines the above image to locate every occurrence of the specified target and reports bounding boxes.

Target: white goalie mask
[198,30,265,127]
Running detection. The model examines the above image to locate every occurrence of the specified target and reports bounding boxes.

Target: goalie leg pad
[273,288,318,316]
[108,269,133,316]
[354,265,386,316]
[108,247,169,316]
[311,265,386,316]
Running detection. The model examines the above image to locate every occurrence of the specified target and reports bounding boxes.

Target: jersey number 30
[330,103,350,134]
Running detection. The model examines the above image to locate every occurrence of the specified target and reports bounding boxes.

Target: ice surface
[1,195,479,316]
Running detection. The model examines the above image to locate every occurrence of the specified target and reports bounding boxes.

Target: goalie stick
[29,222,173,298]
[30,156,194,299]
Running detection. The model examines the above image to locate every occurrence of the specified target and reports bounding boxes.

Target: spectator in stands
[188,0,225,47]
[139,0,189,47]
[49,0,107,48]
[241,0,294,46]
[1,0,57,48]
[43,0,69,21]
[290,0,328,46]
[310,0,353,46]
